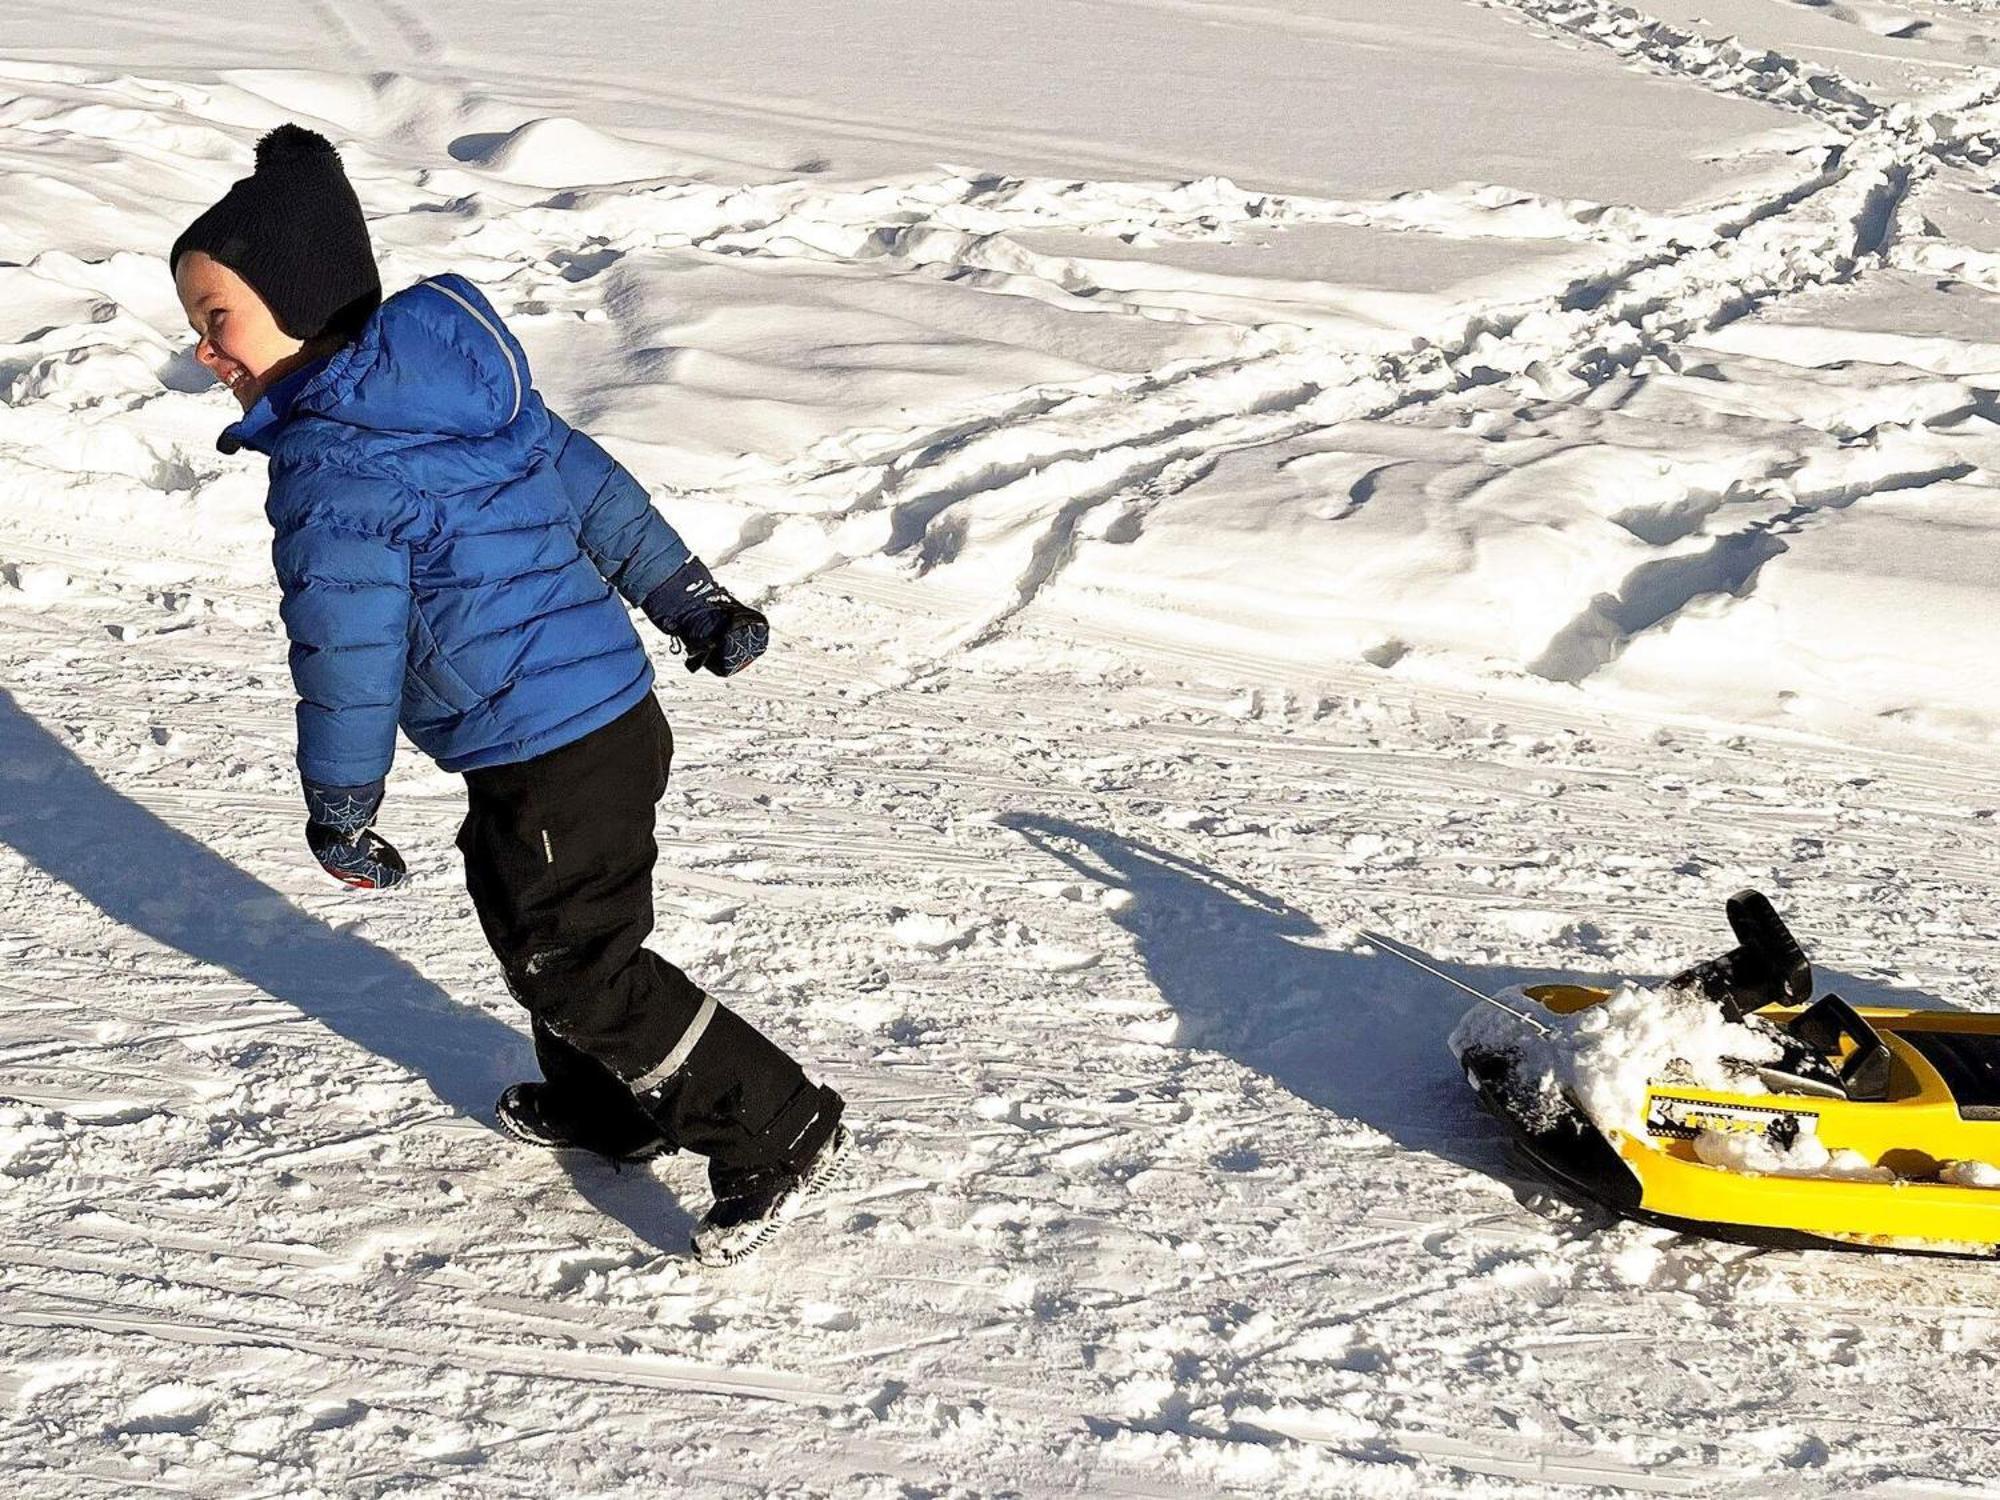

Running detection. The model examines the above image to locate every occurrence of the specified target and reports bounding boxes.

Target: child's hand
[301,777,408,889]
[642,558,770,678]
[682,595,768,677]
[306,822,409,889]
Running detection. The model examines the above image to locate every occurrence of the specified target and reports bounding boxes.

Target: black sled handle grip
[1725,889,1813,1007]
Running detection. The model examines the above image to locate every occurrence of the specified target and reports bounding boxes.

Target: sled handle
[1725,890,1813,1007]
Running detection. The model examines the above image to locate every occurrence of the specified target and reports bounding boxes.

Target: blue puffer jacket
[221,274,691,788]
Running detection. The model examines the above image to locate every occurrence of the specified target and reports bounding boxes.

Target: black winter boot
[691,1087,850,1266]
[496,1082,672,1164]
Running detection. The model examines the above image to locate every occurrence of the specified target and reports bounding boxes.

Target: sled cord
[1359,929,1554,1037]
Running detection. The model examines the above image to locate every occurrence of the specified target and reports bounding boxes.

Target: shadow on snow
[0,685,1948,1255]
[998,811,1946,1190]
[0,688,693,1251]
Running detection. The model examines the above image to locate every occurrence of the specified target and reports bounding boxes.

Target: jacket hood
[221,274,531,456]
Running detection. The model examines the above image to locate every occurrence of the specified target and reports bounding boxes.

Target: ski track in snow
[18,616,2000,1496]
[6,1,2000,1494]
[391,14,2000,685]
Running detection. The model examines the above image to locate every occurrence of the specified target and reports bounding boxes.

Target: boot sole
[692,1126,855,1267]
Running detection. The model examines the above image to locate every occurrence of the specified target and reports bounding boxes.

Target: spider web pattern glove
[682,599,768,677]
[300,777,404,889]
[640,558,770,678]
[305,821,409,890]
[303,778,385,838]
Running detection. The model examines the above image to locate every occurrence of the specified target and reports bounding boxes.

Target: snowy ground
[9,0,2000,1494]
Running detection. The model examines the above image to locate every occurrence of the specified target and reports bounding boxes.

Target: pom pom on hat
[255,122,342,169]
[171,124,381,343]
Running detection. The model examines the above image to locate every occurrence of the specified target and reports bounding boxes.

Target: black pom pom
[255,124,339,171]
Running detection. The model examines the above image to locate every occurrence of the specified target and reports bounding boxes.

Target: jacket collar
[216,351,335,456]
[213,276,536,458]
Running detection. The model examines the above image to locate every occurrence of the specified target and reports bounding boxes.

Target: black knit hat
[171,125,381,343]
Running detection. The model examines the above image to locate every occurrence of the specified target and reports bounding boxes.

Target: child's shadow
[999,813,1948,1185]
[0,689,693,1251]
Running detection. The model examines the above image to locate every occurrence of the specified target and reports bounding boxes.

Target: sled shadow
[999,812,1951,1183]
[0,689,692,1252]
[1001,813,1559,1178]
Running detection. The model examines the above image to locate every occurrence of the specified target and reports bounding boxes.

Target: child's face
[173,251,305,412]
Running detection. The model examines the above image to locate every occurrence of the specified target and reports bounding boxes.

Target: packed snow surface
[11,0,2000,1495]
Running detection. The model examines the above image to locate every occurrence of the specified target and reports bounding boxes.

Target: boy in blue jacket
[170,126,846,1266]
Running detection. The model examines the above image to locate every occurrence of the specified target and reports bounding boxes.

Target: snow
[8,0,2000,1494]
[1942,1158,2000,1189]
[1692,1128,1896,1183]
[1449,980,1782,1137]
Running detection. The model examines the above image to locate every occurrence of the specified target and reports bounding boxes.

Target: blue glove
[640,558,769,677]
[302,778,408,890]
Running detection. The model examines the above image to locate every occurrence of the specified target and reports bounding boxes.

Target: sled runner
[1437,893,2000,1254]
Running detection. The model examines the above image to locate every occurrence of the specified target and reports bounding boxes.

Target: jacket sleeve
[270,471,413,791]
[543,410,694,609]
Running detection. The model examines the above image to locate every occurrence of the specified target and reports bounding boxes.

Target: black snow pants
[457,693,825,1170]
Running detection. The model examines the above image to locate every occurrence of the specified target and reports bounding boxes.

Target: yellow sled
[1452,894,2000,1255]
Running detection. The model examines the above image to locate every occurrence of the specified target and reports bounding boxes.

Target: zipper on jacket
[423,278,523,424]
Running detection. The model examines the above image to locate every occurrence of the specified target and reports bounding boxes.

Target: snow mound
[888,911,973,953]
[451,117,682,187]
[1,562,74,603]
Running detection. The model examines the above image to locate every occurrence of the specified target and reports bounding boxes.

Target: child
[169,125,847,1266]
